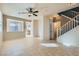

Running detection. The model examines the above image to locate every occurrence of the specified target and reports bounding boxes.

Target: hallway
[0,38,79,56]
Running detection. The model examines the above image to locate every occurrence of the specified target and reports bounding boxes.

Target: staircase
[56,7,79,46]
[57,13,79,39]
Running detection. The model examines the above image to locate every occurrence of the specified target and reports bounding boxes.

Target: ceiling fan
[18,8,39,17]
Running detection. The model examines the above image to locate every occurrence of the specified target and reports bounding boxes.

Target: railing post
[69,21,70,31]
[74,20,75,28]
[66,22,68,32]
[57,15,79,39]
[72,20,73,29]
[60,28,61,36]
[56,28,58,40]
[76,20,78,26]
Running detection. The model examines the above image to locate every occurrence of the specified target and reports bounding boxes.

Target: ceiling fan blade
[33,14,37,16]
[33,11,38,13]
[26,8,30,12]
[18,12,27,14]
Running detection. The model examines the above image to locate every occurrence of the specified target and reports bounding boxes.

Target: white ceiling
[0,3,79,19]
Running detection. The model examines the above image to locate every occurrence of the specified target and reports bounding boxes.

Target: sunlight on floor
[41,43,59,48]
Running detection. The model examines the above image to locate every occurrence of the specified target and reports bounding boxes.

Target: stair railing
[57,14,79,39]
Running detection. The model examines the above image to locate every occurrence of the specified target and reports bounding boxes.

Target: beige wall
[0,11,3,49]
[3,15,31,41]
[43,14,70,40]
[33,20,39,37]
[4,32,25,41]
[0,33,3,49]
[46,14,70,26]
[43,16,50,40]
[60,16,70,26]
[38,15,44,40]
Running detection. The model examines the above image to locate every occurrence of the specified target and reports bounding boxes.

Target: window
[7,19,23,32]
[26,22,32,35]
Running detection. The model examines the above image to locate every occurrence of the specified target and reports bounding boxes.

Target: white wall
[33,20,39,37]
[58,26,79,47]
[43,17,50,40]
[38,14,44,40]
[0,10,3,49]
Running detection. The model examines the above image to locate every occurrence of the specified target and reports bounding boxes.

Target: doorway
[53,21,61,40]
[50,20,61,40]
[26,21,32,37]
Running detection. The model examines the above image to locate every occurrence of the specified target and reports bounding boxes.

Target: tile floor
[0,38,79,56]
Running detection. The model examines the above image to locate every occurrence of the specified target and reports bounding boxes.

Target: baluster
[69,21,71,31]
[62,27,64,35]
[67,22,69,32]
[74,20,75,28]
[70,21,71,30]
[64,24,66,33]
[62,26,64,35]
[57,28,58,39]
[76,21,78,26]
[60,28,61,36]
[64,27,65,34]
[58,28,59,37]
[76,16,78,21]
[66,22,68,32]
[67,22,68,32]
[57,18,79,38]
[58,29,59,36]
[68,22,70,31]
[65,24,67,32]
[61,28,62,35]
[72,20,73,29]
[66,23,67,32]
[70,20,72,30]
[62,25,65,34]
[65,25,66,33]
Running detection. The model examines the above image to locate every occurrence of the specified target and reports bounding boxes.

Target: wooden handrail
[61,14,79,24]
[61,20,71,29]
[73,13,79,19]
[57,17,79,38]
[57,12,79,39]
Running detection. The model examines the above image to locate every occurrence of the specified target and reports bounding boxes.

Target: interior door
[53,21,61,39]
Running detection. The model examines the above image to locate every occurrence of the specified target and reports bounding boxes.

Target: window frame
[7,19,24,32]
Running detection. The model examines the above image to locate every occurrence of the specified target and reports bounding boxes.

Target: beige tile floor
[0,38,79,56]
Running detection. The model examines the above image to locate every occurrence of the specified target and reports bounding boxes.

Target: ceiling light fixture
[18,8,39,17]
